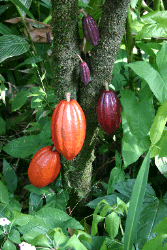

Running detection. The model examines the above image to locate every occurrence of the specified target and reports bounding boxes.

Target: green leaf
[115,151,122,168]
[142,235,166,250]
[0,117,6,135]
[53,228,68,248]
[91,214,104,236]
[135,41,156,57]
[3,159,18,193]
[3,135,40,158]
[155,156,167,179]
[120,89,154,140]
[0,180,9,204]
[150,100,167,145]
[11,0,35,20]
[136,11,167,40]
[0,23,13,35]
[16,56,42,68]
[152,217,167,234]
[19,0,32,18]
[105,212,120,239]
[1,239,17,250]
[65,234,88,250]
[98,144,109,154]
[8,229,21,244]
[121,113,150,168]
[0,35,30,63]
[126,61,167,104]
[124,150,151,250]
[107,167,125,195]
[11,91,29,111]
[156,40,167,83]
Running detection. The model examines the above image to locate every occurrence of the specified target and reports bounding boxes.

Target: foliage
[1,0,167,249]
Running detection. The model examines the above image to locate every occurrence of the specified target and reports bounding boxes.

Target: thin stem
[66,92,71,102]
[78,54,83,63]
[52,147,56,151]
[14,4,38,56]
[43,14,52,24]
[103,81,109,91]
[78,8,87,17]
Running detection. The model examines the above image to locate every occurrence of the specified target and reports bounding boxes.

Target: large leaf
[121,113,150,168]
[3,135,40,158]
[0,35,30,63]
[150,100,167,145]
[124,150,151,250]
[126,61,167,104]
[11,91,29,111]
[136,11,167,40]
[120,89,154,140]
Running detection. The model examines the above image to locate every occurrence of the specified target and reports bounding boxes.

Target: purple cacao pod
[96,90,122,135]
[82,15,99,46]
[80,61,90,84]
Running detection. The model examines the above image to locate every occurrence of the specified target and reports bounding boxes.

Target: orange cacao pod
[28,146,61,188]
[51,93,86,161]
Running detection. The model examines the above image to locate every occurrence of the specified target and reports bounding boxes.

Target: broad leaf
[120,89,154,140]
[11,91,29,111]
[136,11,167,40]
[121,113,150,168]
[3,135,40,158]
[0,35,30,63]
[126,61,167,104]
[150,100,167,145]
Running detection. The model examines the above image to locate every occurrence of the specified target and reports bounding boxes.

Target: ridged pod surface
[80,61,90,84]
[82,15,99,46]
[51,93,86,161]
[28,146,61,188]
[96,90,122,135]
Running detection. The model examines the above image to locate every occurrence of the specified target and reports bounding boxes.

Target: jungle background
[1,0,167,249]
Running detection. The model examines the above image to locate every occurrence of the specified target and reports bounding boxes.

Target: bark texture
[51,0,131,209]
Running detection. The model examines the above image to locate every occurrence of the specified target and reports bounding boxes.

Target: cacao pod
[51,93,86,161]
[82,15,99,46]
[96,84,122,136]
[80,61,90,84]
[28,146,61,188]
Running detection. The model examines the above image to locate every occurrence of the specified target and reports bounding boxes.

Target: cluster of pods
[28,9,122,188]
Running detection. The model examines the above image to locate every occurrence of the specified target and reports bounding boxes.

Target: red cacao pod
[82,15,99,46]
[28,146,61,188]
[96,84,122,136]
[51,93,86,161]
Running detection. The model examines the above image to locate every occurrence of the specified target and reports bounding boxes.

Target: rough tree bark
[51,0,131,209]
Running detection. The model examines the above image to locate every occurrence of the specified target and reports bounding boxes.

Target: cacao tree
[51,0,131,208]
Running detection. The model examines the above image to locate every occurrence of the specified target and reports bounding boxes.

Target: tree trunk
[51,0,131,210]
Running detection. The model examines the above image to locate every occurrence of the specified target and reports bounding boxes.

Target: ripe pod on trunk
[51,93,86,161]
[78,55,90,84]
[28,146,61,188]
[96,82,122,136]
